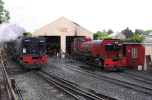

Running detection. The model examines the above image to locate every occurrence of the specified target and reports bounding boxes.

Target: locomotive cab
[4,33,48,69]
[113,41,122,50]
[105,41,122,57]
[21,37,47,69]
[71,37,126,71]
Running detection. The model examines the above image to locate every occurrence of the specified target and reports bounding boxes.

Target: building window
[59,28,67,32]
[132,48,137,58]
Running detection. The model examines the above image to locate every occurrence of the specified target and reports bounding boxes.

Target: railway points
[2,49,152,100]
[34,70,114,100]
[45,55,152,99]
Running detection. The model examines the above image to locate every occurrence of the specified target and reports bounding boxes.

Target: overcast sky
[3,0,152,33]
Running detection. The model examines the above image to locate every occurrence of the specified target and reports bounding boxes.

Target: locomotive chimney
[23,33,28,37]
[93,35,98,40]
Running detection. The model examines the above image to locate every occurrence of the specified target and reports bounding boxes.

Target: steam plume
[0,23,27,42]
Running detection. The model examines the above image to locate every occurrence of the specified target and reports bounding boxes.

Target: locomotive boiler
[71,37,126,70]
[4,33,47,69]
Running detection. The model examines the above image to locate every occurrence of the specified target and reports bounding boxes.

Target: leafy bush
[98,36,116,39]
[120,38,128,40]
[131,34,145,43]
[27,32,32,37]
[119,35,145,43]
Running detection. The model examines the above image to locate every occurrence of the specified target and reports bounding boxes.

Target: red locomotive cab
[90,39,126,70]
[90,40,123,57]
[102,40,123,57]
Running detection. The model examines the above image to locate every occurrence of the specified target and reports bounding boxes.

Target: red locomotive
[4,33,47,69]
[71,37,126,70]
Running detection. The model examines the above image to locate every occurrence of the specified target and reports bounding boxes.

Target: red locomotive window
[132,48,137,58]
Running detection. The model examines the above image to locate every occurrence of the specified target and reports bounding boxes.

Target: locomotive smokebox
[23,33,28,37]
[93,35,98,40]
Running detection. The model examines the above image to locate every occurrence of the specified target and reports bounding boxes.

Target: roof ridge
[34,16,93,34]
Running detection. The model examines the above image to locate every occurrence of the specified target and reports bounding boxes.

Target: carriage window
[132,48,137,58]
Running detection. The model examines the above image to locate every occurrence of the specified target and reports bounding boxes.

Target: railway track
[50,59,152,95]
[120,73,152,85]
[34,70,116,100]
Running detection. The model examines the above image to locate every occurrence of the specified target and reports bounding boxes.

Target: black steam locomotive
[4,33,47,69]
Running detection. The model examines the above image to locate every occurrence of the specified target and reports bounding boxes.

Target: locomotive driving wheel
[98,60,104,69]
[73,54,77,60]
[20,60,23,65]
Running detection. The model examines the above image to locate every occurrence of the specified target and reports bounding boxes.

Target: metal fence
[1,52,25,100]
[1,56,17,100]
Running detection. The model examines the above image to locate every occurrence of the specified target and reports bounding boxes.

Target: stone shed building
[32,17,93,54]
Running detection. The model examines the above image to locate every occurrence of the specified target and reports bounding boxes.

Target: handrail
[1,56,17,100]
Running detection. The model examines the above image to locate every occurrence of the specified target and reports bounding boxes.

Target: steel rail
[124,71,152,81]
[52,60,152,95]
[34,70,108,100]
[35,71,87,100]
[40,70,114,100]
[120,73,152,85]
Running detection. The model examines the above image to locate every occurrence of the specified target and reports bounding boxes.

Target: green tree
[121,27,134,38]
[132,34,145,43]
[102,29,106,34]
[0,0,10,24]
[106,29,113,35]
[135,29,145,35]
[27,32,32,37]
[93,31,105,38]
[144,30,152,35]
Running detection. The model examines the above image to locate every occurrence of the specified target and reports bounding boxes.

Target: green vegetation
[27,32,32,37]
[135,29,152,35]
[0,0,10,24]
[93,29,115,39]
[106,29,113,35]
[135,29,144,35]
[98,36,116,39]
[121,27,134,38]
[132,34,145,43]
[94,27,146,43]
[144,30,152,35]
[93,31,106,37]
[9,77,11,83]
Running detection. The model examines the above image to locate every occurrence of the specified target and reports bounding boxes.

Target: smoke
[0,23,27,42]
